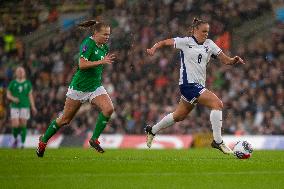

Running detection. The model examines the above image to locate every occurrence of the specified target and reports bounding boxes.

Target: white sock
[210,110,223,144]
[152,113,175,134]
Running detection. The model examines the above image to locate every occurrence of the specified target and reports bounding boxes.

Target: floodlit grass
[0,148,284,189]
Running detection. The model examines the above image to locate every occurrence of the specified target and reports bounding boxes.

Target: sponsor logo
[204,46,209,53]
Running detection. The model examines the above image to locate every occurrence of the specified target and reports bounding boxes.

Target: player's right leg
[36,97,81,157]
[10,108,20,148]
[146,98,194,148]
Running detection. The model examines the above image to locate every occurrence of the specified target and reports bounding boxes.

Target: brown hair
[191,17,208,35]
[78,19,110,32]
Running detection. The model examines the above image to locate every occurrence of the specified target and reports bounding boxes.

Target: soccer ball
[233,140,253,159]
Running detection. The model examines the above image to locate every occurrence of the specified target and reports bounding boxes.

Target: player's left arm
[217,52,245,65]
[28,90,37,115]
[210,39,245,65]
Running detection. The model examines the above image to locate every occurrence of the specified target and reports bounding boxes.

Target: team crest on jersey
[82,45,88,52]
[204,46,209,53]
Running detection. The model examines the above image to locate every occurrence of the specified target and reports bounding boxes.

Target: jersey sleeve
[79,39,93,61]
[7,81,14,91]
[28,81,32,93]
[174,37,188,50]
[209,40,222,59]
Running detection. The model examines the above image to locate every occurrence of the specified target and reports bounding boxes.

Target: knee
[213,100,223,110]
[19,120,27,126]
[11,119,20,127]
[102,106,114,117]
[173,113,187,122]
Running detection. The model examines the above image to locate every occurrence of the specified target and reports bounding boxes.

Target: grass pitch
[0,148,284,189]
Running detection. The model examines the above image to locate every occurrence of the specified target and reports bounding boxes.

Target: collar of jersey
[89,36,105,50]
[15,79,26,83]
[191,35,204,45]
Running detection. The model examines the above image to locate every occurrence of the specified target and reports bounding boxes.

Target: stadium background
[0,0,283,149]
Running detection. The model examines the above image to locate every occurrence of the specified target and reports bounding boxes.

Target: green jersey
[7,80,32,108]
[69,36,109,92]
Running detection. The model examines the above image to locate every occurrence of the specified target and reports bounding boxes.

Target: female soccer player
[145,18,245,154]
[36,20,116,157]
[7,66,37,148]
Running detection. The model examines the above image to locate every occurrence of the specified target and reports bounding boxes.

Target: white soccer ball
[233,140,253,159]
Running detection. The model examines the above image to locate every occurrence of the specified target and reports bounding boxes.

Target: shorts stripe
[190,97,197,104]
[181,95,189,103]
[199,88,206,94]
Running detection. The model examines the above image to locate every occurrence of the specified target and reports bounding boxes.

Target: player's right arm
[79,54,115,69]
[147,39,174,56]
[78,39,115,70]
[6,90,19,103]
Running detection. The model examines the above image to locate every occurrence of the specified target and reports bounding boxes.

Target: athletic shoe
[36,136,47,157]
[145,125,155,148]
[211,140,233,154]
[89,139,105,153]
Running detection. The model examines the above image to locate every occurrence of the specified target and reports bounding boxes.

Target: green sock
[91,113,110,140]
[12,128,20,139]
[42,120,60,143]
[20,126,27,144]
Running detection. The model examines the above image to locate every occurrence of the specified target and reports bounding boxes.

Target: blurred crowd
[0,0,283,136]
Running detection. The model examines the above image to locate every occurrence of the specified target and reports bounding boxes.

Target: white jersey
[174,36,222,86]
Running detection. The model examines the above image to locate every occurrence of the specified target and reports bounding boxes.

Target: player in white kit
[145,18,245,154]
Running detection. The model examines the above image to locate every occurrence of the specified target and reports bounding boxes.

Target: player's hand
[13,98,19,103]
[146,48,156,56]
[233,56,245,64]
[102,54,116,64]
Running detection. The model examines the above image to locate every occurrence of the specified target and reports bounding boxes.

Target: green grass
[0,148,284,189]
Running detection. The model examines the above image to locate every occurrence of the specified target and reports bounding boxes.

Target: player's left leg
[197,89,232,154]
[18,108,30,148]
[90,87,114,153]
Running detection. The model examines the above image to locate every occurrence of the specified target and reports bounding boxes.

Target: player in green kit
[7,66,37,148]
[36,20,116,157]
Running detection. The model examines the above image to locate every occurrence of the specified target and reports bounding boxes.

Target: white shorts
[10,108,30,119]
[66,86,108,103]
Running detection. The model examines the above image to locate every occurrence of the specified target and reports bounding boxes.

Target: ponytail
[78,19,110,32]
[78,20,97,28]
